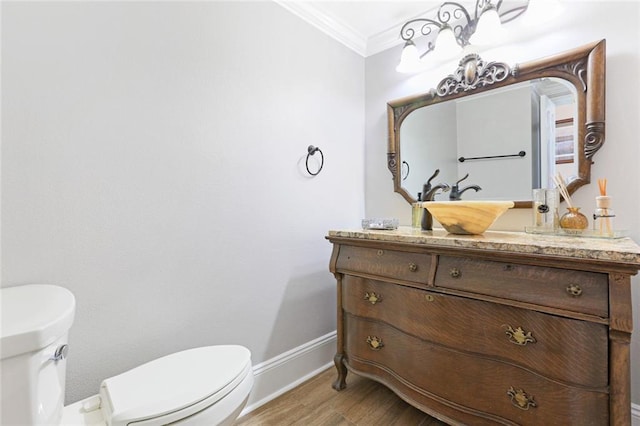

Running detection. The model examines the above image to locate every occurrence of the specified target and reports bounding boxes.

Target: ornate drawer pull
[449,268,461,278]
[366,336,384,350]
[408,263,418,272]
[566,284,583,297]
[364,292,382,305]
[504,325,536,346]
[507,387,537,410]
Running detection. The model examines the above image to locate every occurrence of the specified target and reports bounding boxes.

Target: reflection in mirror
[387,40,606,208]
[400,78,577,202]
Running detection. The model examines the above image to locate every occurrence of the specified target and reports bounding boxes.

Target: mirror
[388,40,606,208]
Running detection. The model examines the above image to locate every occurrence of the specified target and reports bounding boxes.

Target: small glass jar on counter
[532,188,559,229]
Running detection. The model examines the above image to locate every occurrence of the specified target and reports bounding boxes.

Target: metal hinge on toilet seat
[82,395,103,413]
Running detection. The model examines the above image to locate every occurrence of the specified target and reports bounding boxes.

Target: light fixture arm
[399,1,476,49]
[437,2,474,47]
[399,18,443,57]
[399,18,442,41]
[396,0,531,73]
[474,0,498,19]
[398,0,529,48]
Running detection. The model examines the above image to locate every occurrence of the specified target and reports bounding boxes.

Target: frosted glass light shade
[469,7,506,45]
[430,26,461,62]
[396,41,423,73]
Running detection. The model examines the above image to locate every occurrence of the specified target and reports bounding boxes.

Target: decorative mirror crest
[436,53,512,96]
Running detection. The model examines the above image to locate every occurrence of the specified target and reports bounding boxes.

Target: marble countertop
[327,227,640,265]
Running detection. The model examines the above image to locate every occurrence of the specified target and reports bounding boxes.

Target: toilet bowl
[1,284,254,426]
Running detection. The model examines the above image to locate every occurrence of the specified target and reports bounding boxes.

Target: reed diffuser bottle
[555,173,588,231]
[560,207,589,230]
[593,179,615,236]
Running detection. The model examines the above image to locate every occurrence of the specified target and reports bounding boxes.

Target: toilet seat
[99,345,252,426]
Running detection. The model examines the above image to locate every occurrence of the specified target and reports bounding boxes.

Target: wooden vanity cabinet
[327,231,639,425]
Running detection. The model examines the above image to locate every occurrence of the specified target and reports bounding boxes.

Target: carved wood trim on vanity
[327,229,639,426]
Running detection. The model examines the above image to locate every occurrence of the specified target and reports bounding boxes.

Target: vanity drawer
[335,245,431,284]
[345,315,609,426]
[342,275,608,387]
[435,256,609,317]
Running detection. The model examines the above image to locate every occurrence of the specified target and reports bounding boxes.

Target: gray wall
[401,101,457,200]
[4,0,640,411]
[365,1,640,404]
[2,1,365,403]
[456,85,532,200]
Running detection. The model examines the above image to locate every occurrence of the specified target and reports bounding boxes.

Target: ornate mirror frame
[387,39,605,208]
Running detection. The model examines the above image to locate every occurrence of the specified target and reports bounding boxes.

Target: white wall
[365,1,640,405]
[1,1,364,403]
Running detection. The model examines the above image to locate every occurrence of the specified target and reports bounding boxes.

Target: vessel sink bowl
[422,200,515,235]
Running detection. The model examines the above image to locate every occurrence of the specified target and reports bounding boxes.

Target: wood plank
[235,368,447,426]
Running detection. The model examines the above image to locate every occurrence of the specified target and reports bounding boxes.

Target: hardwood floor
[235,368,448,426]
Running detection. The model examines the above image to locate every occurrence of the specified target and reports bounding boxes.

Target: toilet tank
[1,284,76,425]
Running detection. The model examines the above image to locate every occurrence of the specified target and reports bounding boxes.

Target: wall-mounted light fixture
[396,0,560,73]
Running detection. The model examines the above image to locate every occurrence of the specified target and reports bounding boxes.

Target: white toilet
[0,284,254,426]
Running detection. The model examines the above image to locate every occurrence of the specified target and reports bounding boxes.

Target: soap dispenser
[412,193,422,228]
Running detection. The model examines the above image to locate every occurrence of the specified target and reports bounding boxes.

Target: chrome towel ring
[306,145,324,176]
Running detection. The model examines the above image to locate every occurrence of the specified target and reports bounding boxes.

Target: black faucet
[449,173,481,201]
[421,169,450,231]
[421,169,440,200]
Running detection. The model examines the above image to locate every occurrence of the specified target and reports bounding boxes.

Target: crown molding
[274,1,437,58]
[274,1,368,57]
[367,25,405,57]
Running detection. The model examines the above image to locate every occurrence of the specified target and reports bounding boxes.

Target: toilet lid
[99,345,251,426]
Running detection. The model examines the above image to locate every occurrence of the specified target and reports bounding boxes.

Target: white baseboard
[633,402,640,426]
[239,331,337,417]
